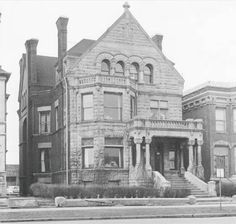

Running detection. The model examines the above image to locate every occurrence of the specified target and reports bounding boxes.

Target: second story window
[55,106,59,130]
[101,59,110,75]
[215,108,226,132]
[115,61,124,76]
[144,64,153,84]
[150,100,168,119]
[82,93,93,121]
[130,63,139,81]
[234,108,236,133]
[39,111,50,134]
[104,92,122,121]
[130,96,137,119]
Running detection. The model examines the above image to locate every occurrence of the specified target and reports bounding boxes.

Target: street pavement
[1,217,236,224]
[1,204,236,222]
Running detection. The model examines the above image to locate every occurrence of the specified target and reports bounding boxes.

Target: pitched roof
[184,81,236,96]
[0,66,11,81]
[67,39,95,57]
[36,55,57,86]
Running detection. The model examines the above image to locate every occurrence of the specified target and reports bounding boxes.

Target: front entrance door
[169,150,177,170]
[154,143,164,175]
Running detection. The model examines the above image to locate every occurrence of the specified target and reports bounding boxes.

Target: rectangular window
[82,138,94,168]
[130,96,137,119]
[150,100,168,119]
[39,111,50,134]
[215,108,226,132]
[104,138,123,168]
[40,149,50,173]
[82,93,93,121]
[234,109,236,133]
[55,106,59,130]
[104,93,122,121]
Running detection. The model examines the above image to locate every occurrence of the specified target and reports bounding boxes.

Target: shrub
[30,183,189,199]
[162,188,191,198]
[216,180,236,197]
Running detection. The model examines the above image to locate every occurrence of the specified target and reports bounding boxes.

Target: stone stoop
[165,173,209,197]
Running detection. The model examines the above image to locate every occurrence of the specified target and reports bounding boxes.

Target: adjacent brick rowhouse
[18,3,203,195]
[183,82,236,181]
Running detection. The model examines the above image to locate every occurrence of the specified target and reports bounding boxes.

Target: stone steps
[165,174,209,197]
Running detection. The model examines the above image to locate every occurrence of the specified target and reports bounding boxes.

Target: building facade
[6,164,19,187]
[183,82,236,181]
[18,4,204,194]
[0,66,10,196]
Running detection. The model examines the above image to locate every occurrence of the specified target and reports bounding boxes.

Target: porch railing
[127,117,203,131]
[75,74,137,88]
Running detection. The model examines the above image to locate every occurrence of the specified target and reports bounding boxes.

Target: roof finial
[123,2,130,11]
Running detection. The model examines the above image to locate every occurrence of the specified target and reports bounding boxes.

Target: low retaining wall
[58,198,189,207]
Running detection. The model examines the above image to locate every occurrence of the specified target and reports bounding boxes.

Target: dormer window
[101,59,110,75]
[130,62,139,81]
[115,61,124,76]
[144,64,153,84]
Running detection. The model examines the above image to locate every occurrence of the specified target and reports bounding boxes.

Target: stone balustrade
[128,117,203,131]
[75,74,136,88]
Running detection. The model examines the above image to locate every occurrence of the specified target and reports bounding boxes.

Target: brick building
[18,3,205,195]
[183,82,236,181]
[0,66,10,196]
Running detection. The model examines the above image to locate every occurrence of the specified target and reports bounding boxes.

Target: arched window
[130,63,139,81]
[101,59,110,75]
[115,61,124,76]
[144,64,153,84]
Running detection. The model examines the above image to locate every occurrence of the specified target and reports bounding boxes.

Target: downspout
[63,75,69,185]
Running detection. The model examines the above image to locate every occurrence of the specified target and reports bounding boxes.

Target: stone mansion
[18,3,206,195]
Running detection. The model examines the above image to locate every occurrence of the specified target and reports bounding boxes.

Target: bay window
[104,138,123,168]
[104,92,122,121]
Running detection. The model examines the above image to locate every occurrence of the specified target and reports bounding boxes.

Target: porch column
[134,138,142,167]
[145,138,152,172]
[197,140,204,179]
[180,145,185,175]
[128,138,133,168]
[187,140,194,173]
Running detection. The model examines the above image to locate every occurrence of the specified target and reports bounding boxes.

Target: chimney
[25,39,38,83]
[152,34,163,51]
[56,17,69,60]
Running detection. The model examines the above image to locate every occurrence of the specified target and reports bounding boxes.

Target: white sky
[1,0,236,164]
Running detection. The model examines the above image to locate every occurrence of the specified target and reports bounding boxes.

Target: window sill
[33,133,52,136]
[81,167,127,170]
[215,131,226,134]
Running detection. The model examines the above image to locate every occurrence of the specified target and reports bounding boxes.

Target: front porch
[127,117,204,187]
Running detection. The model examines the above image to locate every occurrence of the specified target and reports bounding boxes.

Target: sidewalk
[1,203,236,222]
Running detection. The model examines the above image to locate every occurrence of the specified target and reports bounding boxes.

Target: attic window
[144,64,153,84]
[115,61,124,76]
[130,63,139,81]
[101,59,110,75]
